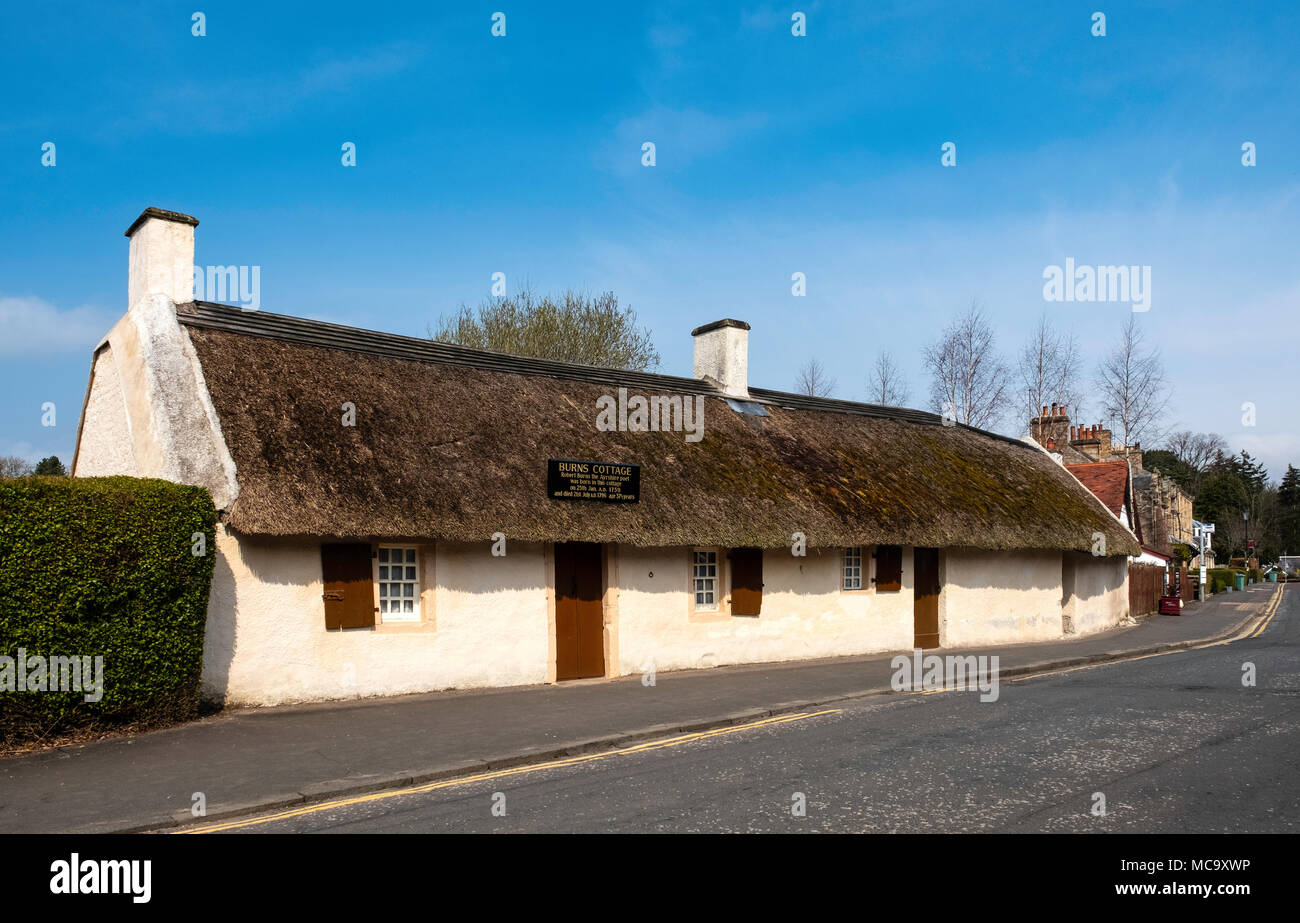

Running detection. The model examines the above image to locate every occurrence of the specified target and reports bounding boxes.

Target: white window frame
[376,545,420,623]
[692,549,720,610]
[842,546,863,590]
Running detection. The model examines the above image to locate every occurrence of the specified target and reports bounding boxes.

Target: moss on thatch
[183,322,1137,556]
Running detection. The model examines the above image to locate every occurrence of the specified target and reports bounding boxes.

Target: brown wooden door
[913,547,941,649]
[555,542,605,680]
[321,543,375,629]
[729,547,763,615]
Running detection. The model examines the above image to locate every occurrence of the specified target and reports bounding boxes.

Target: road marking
[1009,584,1285,684]
[1246,584,1285,638]
[178,708,841,834]
[178,588,1290,833]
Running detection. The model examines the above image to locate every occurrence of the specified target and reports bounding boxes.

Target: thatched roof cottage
[72,208,1138,705]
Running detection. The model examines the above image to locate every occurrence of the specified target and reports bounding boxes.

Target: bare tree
[1167,430,1228,473]
[0,456,33,477]
[922,301,1011,430]
[1094,315,1170,453]
[868,351,910,406]
[1017,314,1082,432]
[795,358,837,397]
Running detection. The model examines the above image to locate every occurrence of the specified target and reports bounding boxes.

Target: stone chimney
[1030,402,1070,449]
[125,207,199,309]
[692,318,750,398]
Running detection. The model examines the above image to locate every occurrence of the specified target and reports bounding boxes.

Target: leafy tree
[33,456,66,476]
[1278,464,1300,554]
[431,289,660,371]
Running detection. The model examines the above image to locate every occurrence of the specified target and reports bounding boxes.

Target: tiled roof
[1065,461,1130,518]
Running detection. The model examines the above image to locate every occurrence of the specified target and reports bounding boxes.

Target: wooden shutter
[873,544,903,592]
[321,543,375,629]
[729,547,763,615]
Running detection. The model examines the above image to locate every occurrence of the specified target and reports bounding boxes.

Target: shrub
[0,476,215,748]
[1206,568,1239,594]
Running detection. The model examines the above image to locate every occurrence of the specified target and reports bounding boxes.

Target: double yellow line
[177,709,840,833]
[181,587,1290,834]
[1009,584,1285,683]
[1244,583,1285,639]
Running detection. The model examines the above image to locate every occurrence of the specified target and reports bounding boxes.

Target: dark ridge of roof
[181,316,1141,556]
[691,318,751,336]
[175,301,1010,436]
[179,300,717,395]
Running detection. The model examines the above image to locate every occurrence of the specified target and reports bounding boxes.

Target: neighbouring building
[71,208,1139,706]
[1065,459,1170,572]
[1030,405,1195,553]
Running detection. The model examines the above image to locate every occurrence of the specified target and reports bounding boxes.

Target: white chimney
[691,318,750,398]
[125,207,199,309]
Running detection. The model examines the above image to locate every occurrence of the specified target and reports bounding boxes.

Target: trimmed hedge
[0,477,215,748]
[1206,567,1242,594]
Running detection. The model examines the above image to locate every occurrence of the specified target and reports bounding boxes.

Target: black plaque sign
[547,459,640,503]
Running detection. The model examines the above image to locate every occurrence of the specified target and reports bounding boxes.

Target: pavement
[0,582,1282,834]
[211,582,1298,834]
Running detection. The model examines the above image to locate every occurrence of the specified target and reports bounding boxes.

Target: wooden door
[729,548,763,616]
[555,542,605,680]
[913,547,941,649]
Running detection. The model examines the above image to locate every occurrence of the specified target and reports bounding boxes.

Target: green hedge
[0,476,215,748]
[1206,567,1241,594]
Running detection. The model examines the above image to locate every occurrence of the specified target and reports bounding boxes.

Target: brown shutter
[321,543,375,629]
[873,545,903,591]
[729,547,763,615]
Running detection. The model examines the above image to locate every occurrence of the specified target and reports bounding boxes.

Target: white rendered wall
[202,527,552,705]
[72,346,138,476]
[614,546,914,674]
[942,549,1065,646]
[1069,554,1129,635]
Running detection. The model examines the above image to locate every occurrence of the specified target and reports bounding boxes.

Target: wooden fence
[1128,563,1164,616]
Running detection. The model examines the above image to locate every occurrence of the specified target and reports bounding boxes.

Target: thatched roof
[178,302,1138,555]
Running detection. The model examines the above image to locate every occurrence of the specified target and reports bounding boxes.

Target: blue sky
[2,1,1297,476]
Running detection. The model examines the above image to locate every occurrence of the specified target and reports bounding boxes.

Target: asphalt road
[195,586,1298,834]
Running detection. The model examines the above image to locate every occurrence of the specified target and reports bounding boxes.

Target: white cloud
[0,296,113,356]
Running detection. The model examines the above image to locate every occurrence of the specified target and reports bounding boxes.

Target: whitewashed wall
[1069,554,1129,634]
[202,528,552,705]
[614,545,915,675]
[200,533,1131,705]
[942,549,1066,646]
[73,346,138,477]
